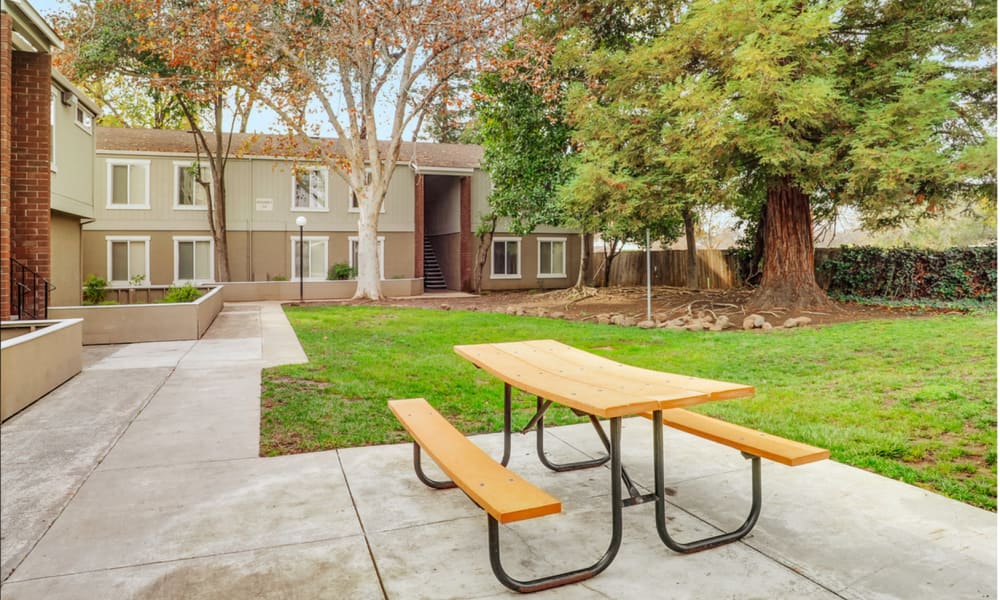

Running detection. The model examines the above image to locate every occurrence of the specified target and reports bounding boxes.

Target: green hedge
[819,245,997,301]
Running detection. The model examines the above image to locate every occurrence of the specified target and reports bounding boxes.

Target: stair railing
[10,258,52,320]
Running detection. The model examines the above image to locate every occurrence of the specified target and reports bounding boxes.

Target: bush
[820,244,997,301]
[328,262,357,280]
[161,284,204,303]
[82,275,108,305]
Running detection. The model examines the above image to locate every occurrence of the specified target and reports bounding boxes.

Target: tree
[594,0,996,310]
[54,0,272,282]
[240,0,526,299]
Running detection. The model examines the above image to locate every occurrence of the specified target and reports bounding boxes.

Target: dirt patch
[369,286,955,329]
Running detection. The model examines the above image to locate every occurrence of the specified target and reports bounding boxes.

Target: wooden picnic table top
[454,339,754,419]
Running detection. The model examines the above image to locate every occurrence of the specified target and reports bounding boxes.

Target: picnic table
[389,339,828,593]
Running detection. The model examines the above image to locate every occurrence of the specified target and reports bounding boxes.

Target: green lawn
[261,305,997,510]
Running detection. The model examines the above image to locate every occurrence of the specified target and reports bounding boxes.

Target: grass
[261,305,997,511]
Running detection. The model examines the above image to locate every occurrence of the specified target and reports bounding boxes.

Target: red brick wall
[1,14,12,319]
[459,176,472,292]
[7,45,52,318]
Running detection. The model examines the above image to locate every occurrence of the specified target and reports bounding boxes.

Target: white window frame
[289,235,329,281]
[106,235,151,287]
[348,236,385,280]
[106,159,151,209]
[173,236,215,284]
[291,166,329,212]
[50,89,57,172]
[348,170,383,213]
[537,237,567,279]
[173,161,211,210]
[491,237,522,280]
[74,102,93,134]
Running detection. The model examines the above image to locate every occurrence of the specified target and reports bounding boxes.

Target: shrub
[270,275,288,281]
[328,262,357,280]
[820,244,997,301]
[161,284,203,303]
[82,275,108,305]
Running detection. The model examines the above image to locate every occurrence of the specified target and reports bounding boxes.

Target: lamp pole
[295,216,307,304]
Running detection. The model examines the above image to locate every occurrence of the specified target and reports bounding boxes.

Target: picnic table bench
[389,339,828,593]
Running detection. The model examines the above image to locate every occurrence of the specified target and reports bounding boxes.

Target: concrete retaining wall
[1,319,83,421]
[49,286,224,345]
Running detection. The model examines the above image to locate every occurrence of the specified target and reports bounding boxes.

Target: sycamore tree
[54,0,271,282]
[598,0,996,310]
[241,0,527,299]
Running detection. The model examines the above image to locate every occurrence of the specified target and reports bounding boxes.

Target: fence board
[590,250,741,289]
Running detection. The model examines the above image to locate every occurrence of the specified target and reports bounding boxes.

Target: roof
[2,0,63,52]
[95,127,483,170]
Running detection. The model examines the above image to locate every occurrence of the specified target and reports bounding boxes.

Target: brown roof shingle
[95,127,483,170]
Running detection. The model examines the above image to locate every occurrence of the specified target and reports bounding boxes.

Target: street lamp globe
[295,216,307,228]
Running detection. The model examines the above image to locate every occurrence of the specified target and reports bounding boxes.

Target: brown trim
[414,173,424,279]
[459,176,472,292]
[1,14,12,318]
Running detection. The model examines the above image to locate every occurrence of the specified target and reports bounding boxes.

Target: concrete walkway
[1,302,995,599]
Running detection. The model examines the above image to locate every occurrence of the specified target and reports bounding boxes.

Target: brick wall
[7,43,52,318]
[1,14,12,319]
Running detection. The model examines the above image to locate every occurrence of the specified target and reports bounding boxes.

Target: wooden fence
[590,248,841,289]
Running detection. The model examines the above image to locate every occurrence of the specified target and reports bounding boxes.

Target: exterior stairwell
[423,239,448,290]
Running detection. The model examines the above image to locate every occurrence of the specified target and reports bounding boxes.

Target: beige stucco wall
[477,232,581,291]
[50,211,83,306]
[1,319,83,422]
[221,278,422,302]
[50,90,95,219]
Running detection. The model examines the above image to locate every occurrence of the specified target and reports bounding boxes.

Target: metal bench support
[652,409,762,552]
[488,417,624,593]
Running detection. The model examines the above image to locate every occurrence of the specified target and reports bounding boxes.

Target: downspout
[248,156,254,280]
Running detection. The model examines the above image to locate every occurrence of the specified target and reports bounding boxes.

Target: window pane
[178,242,194,280]
[294,172,310,208]
[129,241,145,279]
[493,241,505,274]
[195,241,211,279]
[552,242,564,274]
[539,241,552,274]
[112,165,128,204]
[178,168,193,205]
[506,242,518,275]
[195,167,210,205]
[309,241,325,278]
[129,164,146,205]
[351,241,359,269]
[310,171,325,208]
[112,242,128,280]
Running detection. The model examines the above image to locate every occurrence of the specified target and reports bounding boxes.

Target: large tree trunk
[682,205,698,289]
[472,215,497,294]
[573,232,593,289]
[353,199,383,300]
[748,178,831,311]
[212,114,231,282]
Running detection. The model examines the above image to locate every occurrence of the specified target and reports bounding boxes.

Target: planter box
[220,278,424,302]
[1,319,83,421]
[49,285,224,345]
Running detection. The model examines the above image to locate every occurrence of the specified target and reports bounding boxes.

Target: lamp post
[295,216,307,304]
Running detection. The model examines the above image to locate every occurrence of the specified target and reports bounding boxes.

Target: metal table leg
[652,409,763,553]
[489,417,624,593]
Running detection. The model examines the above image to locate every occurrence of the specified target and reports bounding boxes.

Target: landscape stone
[743,314,766,330]
[637,320,656,329]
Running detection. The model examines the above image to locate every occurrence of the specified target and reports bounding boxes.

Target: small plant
[82,275,108,305]
[270,274,289,282]
[129,273,146,287]
[161,283,203,303]
[328,262,357,280]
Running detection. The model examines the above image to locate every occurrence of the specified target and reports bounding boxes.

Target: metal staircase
[10,258,51,320]
[423,238,448,290]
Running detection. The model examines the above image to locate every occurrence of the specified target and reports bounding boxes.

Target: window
[107,160,150,208]
[292,167,328,210]
[106,236,150,286]
[538,238,567,278]
[290,236,329,280]
[174,237,214,283]
[75,104,93,133]
[349,171,378,212]
[349,236,385,279]
[174,162,210,208]
[491,237,521,279]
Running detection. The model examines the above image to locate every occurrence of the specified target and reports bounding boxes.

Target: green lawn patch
[262,306,997,511]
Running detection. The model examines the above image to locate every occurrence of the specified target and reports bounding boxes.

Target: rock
[611,315,636,327]
[440,304,451,311]
[652,312,669,323]
[597,314,612,325]
[637,320,656,329]
[535,308,548,318]
[686,320,704,331]
[549,311,565,320]
[742,314,766,330]
[696,310,715,324]
[505,306,517,315]
[783,316,813,328]
[668,318,687,328]
[715,315,731,329]
[761,322,773,331]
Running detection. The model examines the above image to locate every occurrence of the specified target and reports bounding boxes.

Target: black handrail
[10,258,52,320]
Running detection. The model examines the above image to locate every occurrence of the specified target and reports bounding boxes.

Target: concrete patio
[0,302,995,599]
